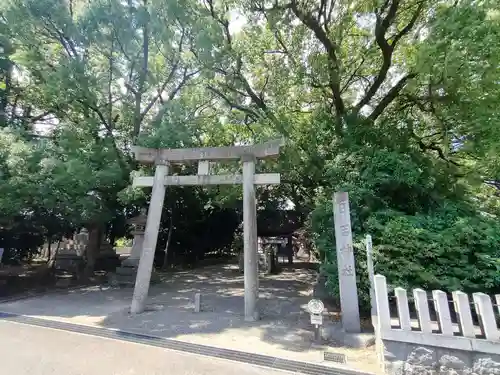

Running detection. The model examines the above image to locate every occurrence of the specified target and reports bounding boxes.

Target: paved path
[0,320,291,375]
[0,262,379,374]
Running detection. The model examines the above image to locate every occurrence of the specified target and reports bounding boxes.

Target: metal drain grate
[0,312,371,375]
[324,352,347,364]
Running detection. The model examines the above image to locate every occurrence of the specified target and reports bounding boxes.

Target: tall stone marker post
[130,140,282,320]
[333,192,361,333]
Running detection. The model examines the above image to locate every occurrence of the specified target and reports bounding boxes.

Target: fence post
[473,293,499,340]
[414,288,432,333]
[452,291,476,338]
[395,287,411,331]
[374,275,391,332]
[433,290,454,336]
[365,234,377,328]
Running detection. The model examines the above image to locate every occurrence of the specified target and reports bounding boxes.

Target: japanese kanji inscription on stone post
[333,192,361,333]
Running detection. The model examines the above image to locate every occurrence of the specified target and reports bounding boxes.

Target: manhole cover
[324,351,347,364]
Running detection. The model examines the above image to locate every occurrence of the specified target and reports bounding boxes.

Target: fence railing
[373,274,500,352]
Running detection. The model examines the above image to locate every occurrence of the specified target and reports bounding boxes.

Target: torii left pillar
[130,161,169,314]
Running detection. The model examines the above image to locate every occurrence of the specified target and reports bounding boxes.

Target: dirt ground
[0,260,380,374]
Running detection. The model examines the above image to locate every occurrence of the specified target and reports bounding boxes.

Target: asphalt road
[0,320,292,375]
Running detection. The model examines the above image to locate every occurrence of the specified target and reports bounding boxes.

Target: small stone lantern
[122,208,147,267]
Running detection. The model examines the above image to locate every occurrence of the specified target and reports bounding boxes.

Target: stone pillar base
[121,257,140,268]
[110,257,160,287]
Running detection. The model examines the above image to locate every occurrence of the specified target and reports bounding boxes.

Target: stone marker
[114,209,153,286]
[194,293,202,313]
[127,209,147,265]
[54,230,87,276]
[333,192,361,333]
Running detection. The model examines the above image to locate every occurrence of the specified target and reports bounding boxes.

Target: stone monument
[95,237,121,271]
[323,192,374,349]
[239,236,286,274]
[260,237,287,274]
[123,209,147,267]
[54,229,87,277]
[333,191,361,333]
[113,209,159,286]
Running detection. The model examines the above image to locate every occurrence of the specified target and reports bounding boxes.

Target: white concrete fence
[374,274,500,351]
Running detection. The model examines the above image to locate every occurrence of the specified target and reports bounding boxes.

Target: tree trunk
[162,216,174,270]
[46,237,52,262]
[84,224,102,278]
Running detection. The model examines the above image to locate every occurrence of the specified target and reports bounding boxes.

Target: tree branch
[391,1,425,47]
[207,85,261,121]
[166,68,199,102]
[355,0,422,115]
[368,73,417,121]
[205,0,232,44]
[76,98,128,172]
[289,1,345,116]
[411,130,460,166]
[133,0,150,139]
[139,60,180,122]
[340,56,366,94]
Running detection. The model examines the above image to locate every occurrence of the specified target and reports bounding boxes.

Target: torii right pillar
[242,154,259,321]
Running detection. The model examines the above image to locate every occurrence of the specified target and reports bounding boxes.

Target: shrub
[310,142,500,315]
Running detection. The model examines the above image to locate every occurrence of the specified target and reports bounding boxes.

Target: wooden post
[243,155,259,321]
[130,162,169,314]
[333,192,361,333]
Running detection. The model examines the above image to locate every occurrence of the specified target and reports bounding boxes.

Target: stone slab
[121,257,140,268]
[116,266,137,276]
[323,323,375,348]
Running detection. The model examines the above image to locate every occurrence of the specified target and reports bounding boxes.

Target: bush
[312,200,500,315]
[367,208,500,294]
[310,140,500,315]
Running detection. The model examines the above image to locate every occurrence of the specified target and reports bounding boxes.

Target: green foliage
[367,208,500,294]
[311,133,500,311]
[0,0,499,297]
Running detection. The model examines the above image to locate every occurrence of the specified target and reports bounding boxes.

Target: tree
[0,0,200,272]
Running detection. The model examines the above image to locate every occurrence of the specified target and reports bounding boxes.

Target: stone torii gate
[130,140,282,321]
